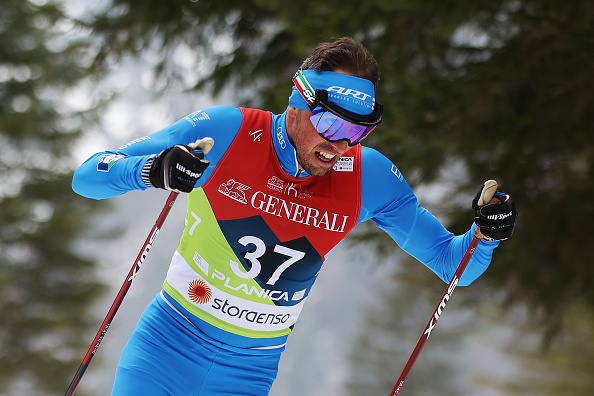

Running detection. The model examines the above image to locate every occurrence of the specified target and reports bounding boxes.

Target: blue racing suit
[73,105,498,395]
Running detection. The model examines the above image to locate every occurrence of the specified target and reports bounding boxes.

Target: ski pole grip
[188,137,214,156]
[474,179,499,240]
[477,179,498,206]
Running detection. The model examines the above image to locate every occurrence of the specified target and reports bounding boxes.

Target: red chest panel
[202,108,361,258]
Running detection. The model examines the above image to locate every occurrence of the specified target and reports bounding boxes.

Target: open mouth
[316,151,336,163]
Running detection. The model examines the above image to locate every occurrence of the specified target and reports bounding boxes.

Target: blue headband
[288,70,376,116]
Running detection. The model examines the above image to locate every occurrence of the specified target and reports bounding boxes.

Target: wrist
[474,227,497,242]
[141,155,156,187]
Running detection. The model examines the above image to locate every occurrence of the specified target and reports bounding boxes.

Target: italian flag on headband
[292,70,316,108]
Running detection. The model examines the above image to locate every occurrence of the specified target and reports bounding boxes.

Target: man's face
[286,107,350,177]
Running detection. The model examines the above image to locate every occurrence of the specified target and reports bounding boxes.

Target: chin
[303,163,334,177]
[296,151,336,177]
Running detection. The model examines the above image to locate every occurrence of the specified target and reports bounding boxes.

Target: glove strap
[474,226,496,242]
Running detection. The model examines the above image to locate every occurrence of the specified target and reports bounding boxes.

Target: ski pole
[64,138,213,395]
[65,191,179,396]
[389,235,479,395]
[389,180,498,395]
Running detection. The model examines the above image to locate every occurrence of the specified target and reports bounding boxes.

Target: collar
[272,112,311,178]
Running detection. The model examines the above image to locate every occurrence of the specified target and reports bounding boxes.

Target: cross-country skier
[72,37,517,395]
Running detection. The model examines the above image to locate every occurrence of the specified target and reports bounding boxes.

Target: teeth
[318,151,335,161]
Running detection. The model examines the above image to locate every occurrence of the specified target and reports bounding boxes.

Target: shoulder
[169,105,243,132]
[359,146,416,221]
[360,146,408,188]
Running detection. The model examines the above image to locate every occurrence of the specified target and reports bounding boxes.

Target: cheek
[292,115,313,146]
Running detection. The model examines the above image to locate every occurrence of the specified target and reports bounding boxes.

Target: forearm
[72,152,152,199]
[424,223,498,286]
[396,207,498,286]
[72,105,244,200]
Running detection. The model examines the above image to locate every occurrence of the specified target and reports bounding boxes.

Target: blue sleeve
[72,106,243,200]
[359,147,498,286]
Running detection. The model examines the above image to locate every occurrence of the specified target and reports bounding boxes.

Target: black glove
[144,144,210,193]
[472,185,518,241]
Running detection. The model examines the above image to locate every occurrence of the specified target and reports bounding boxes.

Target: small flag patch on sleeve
[97,154,126,172]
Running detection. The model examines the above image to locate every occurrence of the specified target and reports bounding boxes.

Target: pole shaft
[65,192,179,396]
[390,236,480,396]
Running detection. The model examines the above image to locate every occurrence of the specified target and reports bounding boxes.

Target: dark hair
[300,37,380,86]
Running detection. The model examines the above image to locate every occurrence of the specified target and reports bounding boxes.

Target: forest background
[1,0,592,394]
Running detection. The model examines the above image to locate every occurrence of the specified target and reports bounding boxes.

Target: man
[72,37,517,395]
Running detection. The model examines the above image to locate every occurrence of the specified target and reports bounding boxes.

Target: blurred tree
[472,301,594,395]
[0,0,105,394]
[344,259,467,395]
[346,269,594,395]
[85,0,594,342]
[74,1,594,395]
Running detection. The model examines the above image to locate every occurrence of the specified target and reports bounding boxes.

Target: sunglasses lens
[309,108,375,145]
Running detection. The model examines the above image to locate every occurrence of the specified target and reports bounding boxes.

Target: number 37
[188,211,305,286]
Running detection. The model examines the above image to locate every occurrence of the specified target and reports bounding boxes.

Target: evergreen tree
[0,1,104,393]
[72,0,594,393]
[86,0,594,341]
[471,301,594,395]
[345,261,466,395]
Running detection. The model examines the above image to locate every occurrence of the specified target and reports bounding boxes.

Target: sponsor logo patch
[218,178,350,233]
[218,179,252,204]
[266,176,313,199]
[333,157,354,172]
[326,86,375,110]
[184,111,211,127]
[276,127,287,149]
[188,279,212,304]
[249,129,263,142]
[117,136,151,150]
[193,251,209,276]
[391,165,403,181]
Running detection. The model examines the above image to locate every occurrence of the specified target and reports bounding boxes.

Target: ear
[285,107,297,135]
[286,106,297,121]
